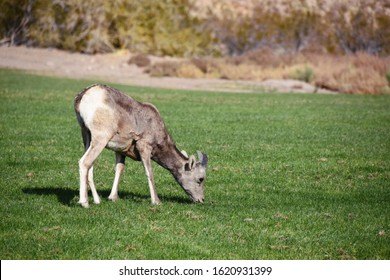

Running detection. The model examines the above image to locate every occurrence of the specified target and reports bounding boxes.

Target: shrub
[128,54,151,67]
[176,63,204,78]
[111,0,217,56]
[2,0,390,56]
[386,72,390,86]
[230,47,279,67]
[0,0,32,45]
[311,54,390,94]
[289,66,315,83]
[27,0,115,53]
[213,63,254,80]
[203,0,390,56]
[147,61,181,77]
[2,0,216,56]
[190,57,217,73]
[352,52,390,76]
[330,0,390,55]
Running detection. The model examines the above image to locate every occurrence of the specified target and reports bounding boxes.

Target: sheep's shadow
[22,186,190,206]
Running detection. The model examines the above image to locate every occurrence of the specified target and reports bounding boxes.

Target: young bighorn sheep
[74,84,208,208]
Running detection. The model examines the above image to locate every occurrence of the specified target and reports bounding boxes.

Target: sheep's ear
[197,150,208,167]
[202,153,209,167]
[189,155,197,170]
[181,150,188,158]
[197,150,203,162]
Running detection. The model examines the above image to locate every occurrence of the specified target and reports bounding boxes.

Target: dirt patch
[0,46,335,94]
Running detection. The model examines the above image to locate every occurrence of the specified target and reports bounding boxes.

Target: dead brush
[312,53,390,94]
[176,63,204,78]
[146,61,181,77]
[128,54,151,67]
[352,52,390,77]
[230,47,278,66]
[191,57,219,74]
[147,50,389,94]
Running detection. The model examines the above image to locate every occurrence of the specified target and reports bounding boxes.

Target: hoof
[79,201,89,208]
[108,195,119,202]
[151,199,161,205]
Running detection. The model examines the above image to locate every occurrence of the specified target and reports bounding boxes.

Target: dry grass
[146,61,181,77]
[311,53,390,94]
[147,50,390,94]
[176,63,205,79]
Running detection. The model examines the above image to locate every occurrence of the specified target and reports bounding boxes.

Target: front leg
[138,143,161,205]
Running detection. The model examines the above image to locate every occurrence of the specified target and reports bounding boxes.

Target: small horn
[181,150,189,158]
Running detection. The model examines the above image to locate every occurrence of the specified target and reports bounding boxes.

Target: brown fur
[74,84,208,207]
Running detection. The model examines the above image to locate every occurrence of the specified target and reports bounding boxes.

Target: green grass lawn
[0,69,389,259]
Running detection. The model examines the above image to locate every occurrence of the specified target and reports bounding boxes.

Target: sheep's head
[178,151,208,203]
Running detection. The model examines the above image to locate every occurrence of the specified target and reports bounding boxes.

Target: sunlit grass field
[0,69,389,259]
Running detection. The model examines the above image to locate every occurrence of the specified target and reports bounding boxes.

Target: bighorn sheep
[74,84,208,208]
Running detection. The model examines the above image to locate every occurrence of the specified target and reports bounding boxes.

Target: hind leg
[79,141,106,208]
[78,131,109,208]
[78,125,103,206]
[108,152,126,201]
[88,166,100,204]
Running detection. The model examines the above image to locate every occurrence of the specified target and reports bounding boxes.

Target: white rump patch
[79,86,108,128]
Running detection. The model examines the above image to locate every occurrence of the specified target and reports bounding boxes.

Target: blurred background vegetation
[2,0,390,56]
[0,0,217,56]
[1,0,390,94]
